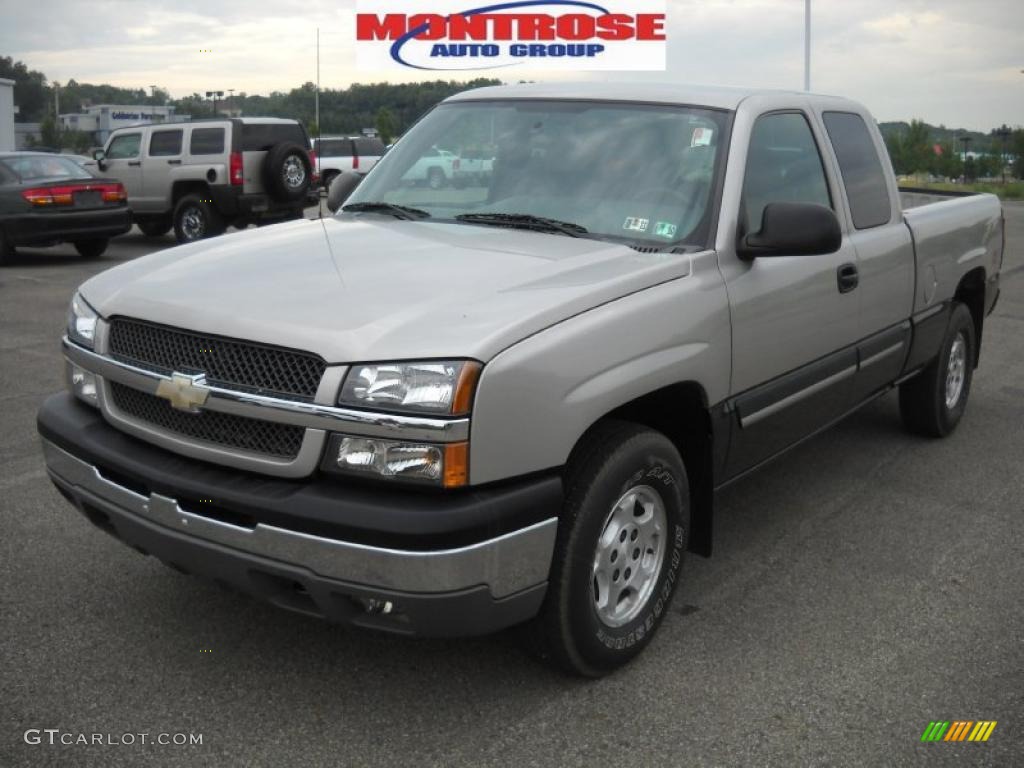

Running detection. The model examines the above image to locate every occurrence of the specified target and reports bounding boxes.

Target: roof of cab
[444,81,844,111]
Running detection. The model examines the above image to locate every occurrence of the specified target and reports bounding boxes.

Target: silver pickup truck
[38,83,1003,676]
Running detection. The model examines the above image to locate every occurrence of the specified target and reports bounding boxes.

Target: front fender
[469,251,731,484]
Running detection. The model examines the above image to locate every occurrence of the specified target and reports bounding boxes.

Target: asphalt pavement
[2,205,1022,767]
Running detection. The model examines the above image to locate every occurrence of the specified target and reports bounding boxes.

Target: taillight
[22,187,74,206]
[229,151,243,185]
[353,153,360,171]
[101,183,127,203]
[22,183,127,206]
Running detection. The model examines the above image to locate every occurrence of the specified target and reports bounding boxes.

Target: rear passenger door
[722,110,862,477]
[141,127,184,211]
[819,110,915,401]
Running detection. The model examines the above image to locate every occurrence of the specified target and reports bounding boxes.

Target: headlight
[67,292,99,349]
[339,360,481,415]
[323,434,468,488]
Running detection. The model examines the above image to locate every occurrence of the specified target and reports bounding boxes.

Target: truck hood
[80,217,693,363]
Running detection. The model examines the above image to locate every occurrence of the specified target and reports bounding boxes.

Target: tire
[427,167,446,190]
[173,194,225,244]
[73,238,109,259]
[321,170,338,191]
[899,302,976,438]
[0,228,13,266]
[528,420,690,677]
[136,216,172,238]
[264,142,312,202]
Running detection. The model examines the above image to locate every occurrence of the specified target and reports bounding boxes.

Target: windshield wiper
[455,213,587,238]
[341,202,431,220]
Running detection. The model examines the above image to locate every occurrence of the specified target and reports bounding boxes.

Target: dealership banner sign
[355,0,666,71]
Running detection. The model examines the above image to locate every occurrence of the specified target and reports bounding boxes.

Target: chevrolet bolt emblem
[155,372,210,412]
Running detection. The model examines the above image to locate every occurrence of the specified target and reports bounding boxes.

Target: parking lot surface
[2,206,1022,766]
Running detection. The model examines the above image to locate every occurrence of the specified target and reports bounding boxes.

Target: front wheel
[528,421,689,677]
[173,194,225,244]
[74,238,109,259]
[136,216,173,238]
[899,302,976,437]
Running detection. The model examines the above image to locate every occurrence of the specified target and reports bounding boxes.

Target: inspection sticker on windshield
[623,217,649,233]
[691,127,713,147]
[654,221,678,239]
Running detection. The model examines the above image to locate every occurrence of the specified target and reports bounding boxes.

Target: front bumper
[38,393,561,636]
[5,207,132,246]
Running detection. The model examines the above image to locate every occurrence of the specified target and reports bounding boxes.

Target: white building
[59,104,183,144]
[0,78,15,152]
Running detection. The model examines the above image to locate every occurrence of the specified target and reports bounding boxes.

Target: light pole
[804,0,811,91]
[205,90,224,117]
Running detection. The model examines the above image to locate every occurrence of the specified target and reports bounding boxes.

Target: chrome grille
[110,383,304,460]
[108,318,326,401]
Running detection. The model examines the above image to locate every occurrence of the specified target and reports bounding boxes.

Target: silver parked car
[95,117,315,242]
[41,83,1002,676]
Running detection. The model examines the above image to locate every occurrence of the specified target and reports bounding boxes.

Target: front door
[103,132,144,209]
[722,110,861,478]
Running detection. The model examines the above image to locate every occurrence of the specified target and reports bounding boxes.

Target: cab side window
[822,111,892,229]
[107,133,141,159]
[742,112,831,234]
[149,130,183,157]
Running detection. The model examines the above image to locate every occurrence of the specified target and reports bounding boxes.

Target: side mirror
[738,202,841,259]
[327,172,362,213]
[93,149,107,171]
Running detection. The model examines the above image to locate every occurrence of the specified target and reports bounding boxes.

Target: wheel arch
[571,381,717,558]
[171,180,213,208]
[954,266,986,367]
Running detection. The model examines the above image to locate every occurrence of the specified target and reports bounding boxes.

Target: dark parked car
[0,152,131,265]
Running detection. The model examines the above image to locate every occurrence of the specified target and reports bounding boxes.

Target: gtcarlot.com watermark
[24,729,203,747]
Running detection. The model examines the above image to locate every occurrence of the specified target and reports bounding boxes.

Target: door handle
[127,160,141,167]
[167,159,181,165]
[837,263,859,293]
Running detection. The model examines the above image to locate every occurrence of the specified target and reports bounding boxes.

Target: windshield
[346,100,728,247]
[1,155,93,182]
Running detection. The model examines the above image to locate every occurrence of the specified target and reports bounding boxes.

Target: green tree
[375,106,396,143]
[39,114,61,148]
[0,56,49,122]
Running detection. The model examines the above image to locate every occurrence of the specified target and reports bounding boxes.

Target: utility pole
[804,0,811,91]
[315,27,320,136]
[959,136,972,182]
[995,127,1010,185]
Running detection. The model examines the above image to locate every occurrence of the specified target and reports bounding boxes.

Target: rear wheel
[74,238,109,259]
[899,302,976,437]
[528,421,689,676]
[136,216,173,238]
[173,194,225,244]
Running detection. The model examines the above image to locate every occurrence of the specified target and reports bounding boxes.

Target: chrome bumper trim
[63,337,470,443]
[42,439,555,599]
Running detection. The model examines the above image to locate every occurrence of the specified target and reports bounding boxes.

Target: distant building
[15,122,42,149]
[0,78,15,151]
[58,104,184,144]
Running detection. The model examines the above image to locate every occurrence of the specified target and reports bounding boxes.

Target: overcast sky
[3,0,1022,130]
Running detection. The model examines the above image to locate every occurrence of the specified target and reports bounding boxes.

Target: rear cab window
[315,139,354,157]
[149,129,183,157]
[189,128,225,156]
[240,123,308,151]
[822,112,892,229]
[354,138,385,157]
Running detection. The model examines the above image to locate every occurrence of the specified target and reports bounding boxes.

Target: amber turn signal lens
[451,362,482,416]
[442,442,469,488]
